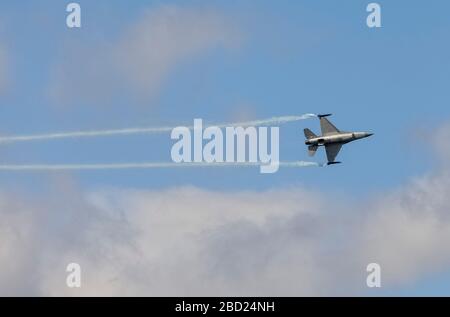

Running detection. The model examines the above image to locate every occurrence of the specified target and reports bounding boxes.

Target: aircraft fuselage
[304,132,373,146]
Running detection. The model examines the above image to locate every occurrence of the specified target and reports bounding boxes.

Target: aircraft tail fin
[304,128,317,140]
[308,145,318,156]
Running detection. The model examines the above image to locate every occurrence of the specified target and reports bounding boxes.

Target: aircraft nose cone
[355,132,373,139]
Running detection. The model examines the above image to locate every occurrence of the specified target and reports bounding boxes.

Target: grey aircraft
[304,114,373,165]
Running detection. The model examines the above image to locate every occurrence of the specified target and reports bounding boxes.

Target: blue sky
[1,1,450,296]
[2,0,448,190]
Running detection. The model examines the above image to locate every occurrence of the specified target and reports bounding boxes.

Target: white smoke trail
[215,114,317,128]
[0,161,322,171]
[0,114,316,144]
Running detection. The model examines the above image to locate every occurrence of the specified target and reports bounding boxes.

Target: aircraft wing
[325,143,342,163]
[320,117,340,135]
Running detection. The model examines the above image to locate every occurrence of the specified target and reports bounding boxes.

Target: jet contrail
[0,161,322,171]
[0,114,316,144]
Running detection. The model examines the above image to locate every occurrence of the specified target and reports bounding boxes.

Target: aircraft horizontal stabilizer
[304,128,317,140]
[308,145,318,156]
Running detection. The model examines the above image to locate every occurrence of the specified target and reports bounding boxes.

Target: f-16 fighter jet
[304,114,373,165]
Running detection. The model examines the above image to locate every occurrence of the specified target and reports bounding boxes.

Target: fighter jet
[304,114,373,165]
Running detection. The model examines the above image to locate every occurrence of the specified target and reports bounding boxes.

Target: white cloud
[48,5,240,106]
[2,124,450,296]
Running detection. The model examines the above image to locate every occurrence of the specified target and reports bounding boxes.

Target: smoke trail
[0,161,322,171]
[0,114,316,144]
[215,114,317,128]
